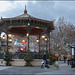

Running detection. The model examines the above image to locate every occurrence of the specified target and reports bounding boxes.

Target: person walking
[42,51,47,69]
[67,58,71,65]
[64,56,66,63]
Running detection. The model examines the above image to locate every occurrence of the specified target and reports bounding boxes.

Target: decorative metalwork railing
[0,52,49,59]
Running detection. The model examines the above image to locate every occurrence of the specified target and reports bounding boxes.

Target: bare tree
[50,17,75,55]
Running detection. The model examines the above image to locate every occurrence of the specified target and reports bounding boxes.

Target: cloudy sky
[0,1,75,25]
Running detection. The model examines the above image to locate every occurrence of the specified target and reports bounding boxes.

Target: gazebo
[0,5,55,53]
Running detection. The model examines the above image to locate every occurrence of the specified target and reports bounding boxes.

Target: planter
[0,59,43,66]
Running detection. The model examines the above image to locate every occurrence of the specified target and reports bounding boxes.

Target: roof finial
[25,5,26,10]
[24,5,27,14]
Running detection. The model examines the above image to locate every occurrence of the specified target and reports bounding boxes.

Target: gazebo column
[6,28,8,51]
[46,30,49,53]
[36,35,40,53]
[0,31,2,49]
[47,27,51,53]
[48,33,50,53]
[48,31,51,53]
[46,39,47,53]
[0,31,1,37]
[6,22,9,51]
[45,34,48,53]
[39,35,40,53]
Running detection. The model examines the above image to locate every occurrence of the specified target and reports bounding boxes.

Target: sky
[0,1,75,25]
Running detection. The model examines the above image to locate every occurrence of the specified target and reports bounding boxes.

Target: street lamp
[8,34,12,37]
[42,35,45,39]
[22,40,25,43]
[28,23,30,26]
[36,39,40,43]
[26,33,29,37]
[8,34,12,42]
[2,35,5,40]
[45,37,47,41]
[27,23,30,51]
[9,38,12,42]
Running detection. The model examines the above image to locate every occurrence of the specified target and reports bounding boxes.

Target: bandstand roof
[0,5,55,35]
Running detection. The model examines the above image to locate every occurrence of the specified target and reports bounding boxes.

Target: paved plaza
[0,62,75,75]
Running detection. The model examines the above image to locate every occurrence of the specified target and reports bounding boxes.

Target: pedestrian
[58,56,61,61]
[67,58,71,65]
[42,51,47,69]
[64,56,66,63]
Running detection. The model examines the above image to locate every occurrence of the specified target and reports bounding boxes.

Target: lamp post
[27,23,30,51]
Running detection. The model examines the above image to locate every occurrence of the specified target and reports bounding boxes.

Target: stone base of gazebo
[0,59,42,66]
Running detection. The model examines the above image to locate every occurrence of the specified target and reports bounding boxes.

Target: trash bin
[71,59,75,68]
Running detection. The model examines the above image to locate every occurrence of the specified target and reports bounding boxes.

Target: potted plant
[49,52,57,65]
[3,50,12,66]
[24,50,33,66]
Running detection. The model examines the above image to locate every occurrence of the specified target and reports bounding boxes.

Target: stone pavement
[0,61,75,75]
[35,66,75,75]
[0,66,54,75]
[0,66,75,75]
[0,66,13,70]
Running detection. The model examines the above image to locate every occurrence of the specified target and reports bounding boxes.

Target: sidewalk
[35,66,75,75]
[35,61,75,75]
[0,61,75,75]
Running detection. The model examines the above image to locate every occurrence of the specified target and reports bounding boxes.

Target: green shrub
[49,52,57,65]
[24,50,33,66]
[3,50,12,66]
